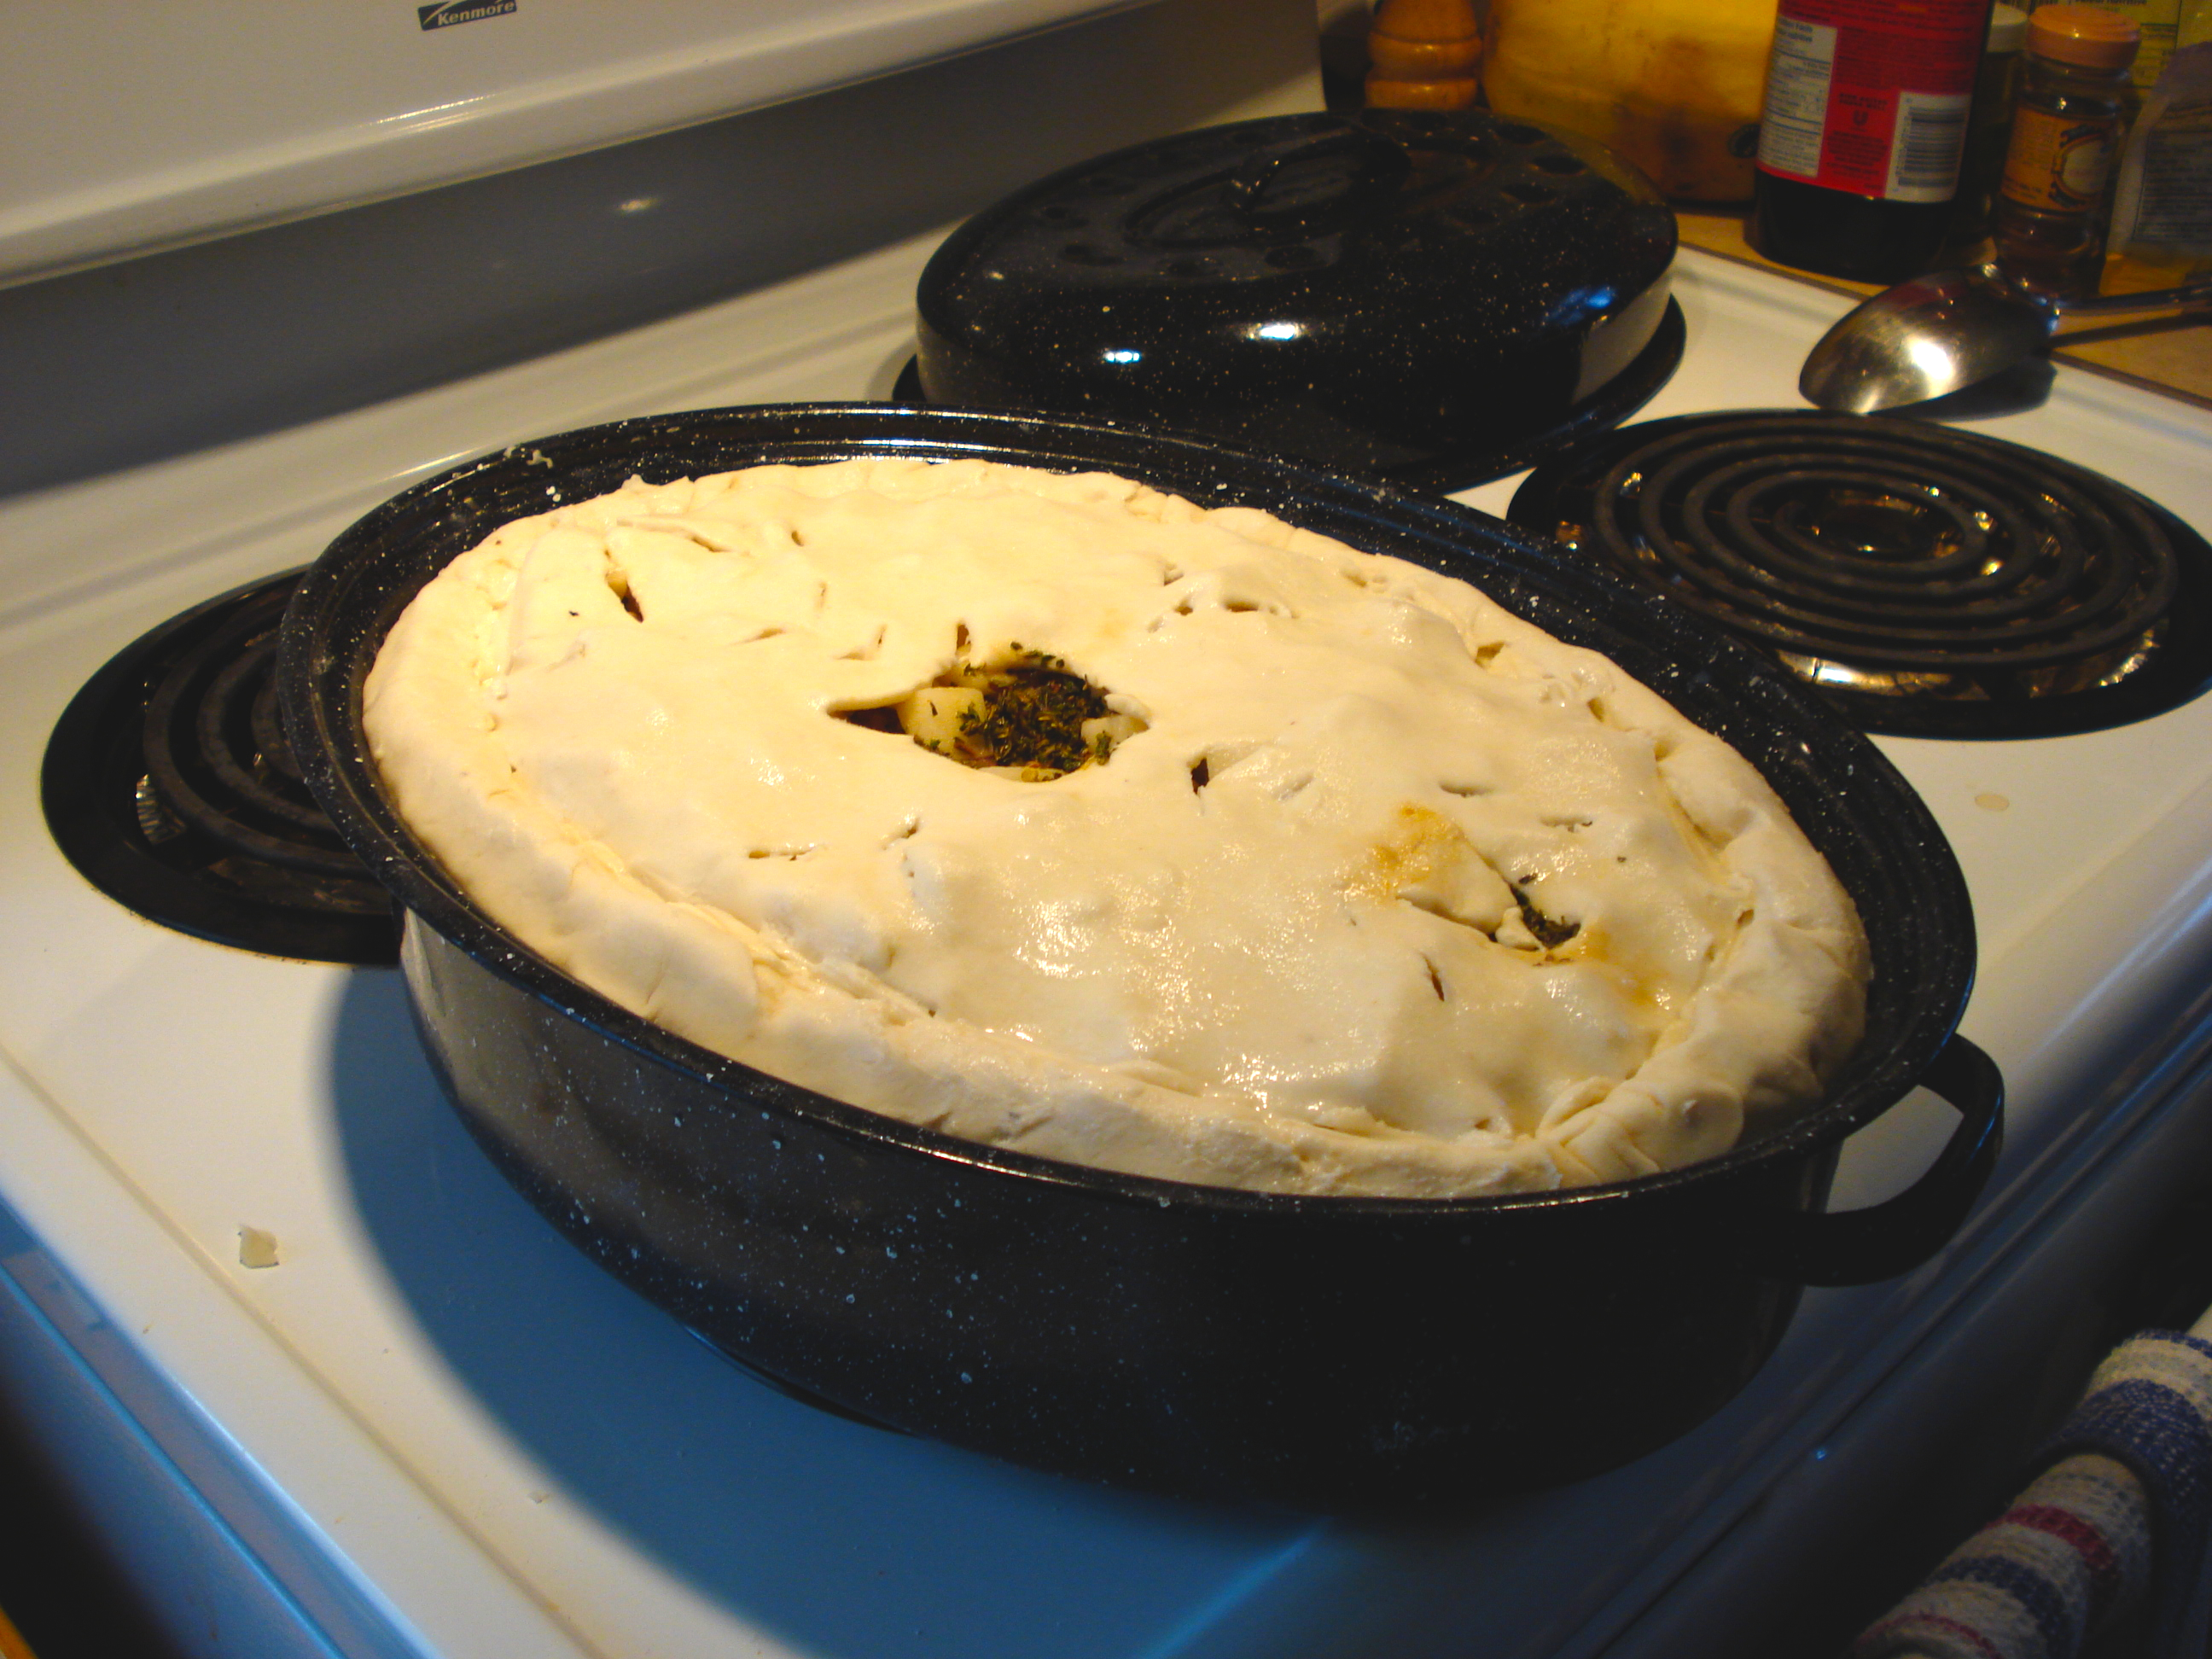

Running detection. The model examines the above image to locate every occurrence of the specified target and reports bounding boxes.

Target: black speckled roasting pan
[278,405,1999,1511]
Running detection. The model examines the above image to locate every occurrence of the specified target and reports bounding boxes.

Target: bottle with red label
[1753,0,1996,282]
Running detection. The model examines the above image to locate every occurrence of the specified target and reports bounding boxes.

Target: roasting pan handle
[1755,1034,2005,1288]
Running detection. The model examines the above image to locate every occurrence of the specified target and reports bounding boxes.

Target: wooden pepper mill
[1365,0,1483,110]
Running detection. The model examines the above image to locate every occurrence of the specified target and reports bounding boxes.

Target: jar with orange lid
[1991,3,2142,292]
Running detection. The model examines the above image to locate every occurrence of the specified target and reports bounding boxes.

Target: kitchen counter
[1676,207,2212,410]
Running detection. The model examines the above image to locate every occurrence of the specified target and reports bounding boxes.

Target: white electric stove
[7,15,2212,1659]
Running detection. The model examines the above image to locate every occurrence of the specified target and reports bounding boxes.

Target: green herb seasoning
[951,653,1109,774]
[876,650,1144,778]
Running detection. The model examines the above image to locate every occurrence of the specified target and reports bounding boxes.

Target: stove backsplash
[0,0,1319,504]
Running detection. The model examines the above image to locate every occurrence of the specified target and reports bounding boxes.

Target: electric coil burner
[1508,411,2212,737]
[41,570,399,964]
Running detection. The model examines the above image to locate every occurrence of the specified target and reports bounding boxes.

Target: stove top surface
[1507,410,2212,738]
[42,568,400,965]
[6,241,2212,1659]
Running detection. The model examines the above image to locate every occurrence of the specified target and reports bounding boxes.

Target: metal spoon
[1800,265,2212,413]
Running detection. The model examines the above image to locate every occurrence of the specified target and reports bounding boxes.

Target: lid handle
[1220,125,1411,221]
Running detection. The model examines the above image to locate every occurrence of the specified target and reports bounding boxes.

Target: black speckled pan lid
[912,111,1681,492]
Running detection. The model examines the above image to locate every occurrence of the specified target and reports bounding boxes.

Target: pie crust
[366,458,1868,1196]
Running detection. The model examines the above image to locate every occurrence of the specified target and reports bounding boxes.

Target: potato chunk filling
[892,650,1146,779]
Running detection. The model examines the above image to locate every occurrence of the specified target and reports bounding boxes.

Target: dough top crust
[365,457,1868,1196]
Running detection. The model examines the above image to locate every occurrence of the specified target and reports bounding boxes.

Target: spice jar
[1991,3,2142,293]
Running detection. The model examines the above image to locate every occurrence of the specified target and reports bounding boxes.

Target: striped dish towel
[1851,1329,2212,1659]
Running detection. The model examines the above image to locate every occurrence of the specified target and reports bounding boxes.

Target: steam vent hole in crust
[836,648,1148,782]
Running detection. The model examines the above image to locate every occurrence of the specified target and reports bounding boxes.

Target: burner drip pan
[1509,411,2212,737]
[43,571,399,964]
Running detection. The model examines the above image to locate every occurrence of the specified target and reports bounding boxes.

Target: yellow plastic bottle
[1481,0,1775,200]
